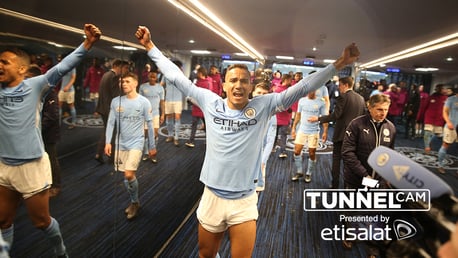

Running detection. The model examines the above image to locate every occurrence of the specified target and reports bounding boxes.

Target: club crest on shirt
[244,108,256,119]
[383,128,390,136]
[116,106,124,113]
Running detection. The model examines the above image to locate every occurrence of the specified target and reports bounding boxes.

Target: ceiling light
[312,47,317,51]
[323,59,335,63]
[235,53,249,56]
[415,67,439,72]
[113,46,137,51]
[190,50,211,54]
[167,0,265,64]
[1,8,144,51]
[361,32,458,68]
[276,56,294,60]
[361,70,387,76]
[446,56,454,62]
[47,41,64,48]
[188,39,195,44]
[379,64,386,67]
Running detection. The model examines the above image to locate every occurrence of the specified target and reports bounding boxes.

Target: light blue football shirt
[139,82,164,116]
[445,95,458,127]
[0,44,88,165]
[297,96,327,134]
[59,68,76,92]
[106,95,155,151]
[148,46,336,198]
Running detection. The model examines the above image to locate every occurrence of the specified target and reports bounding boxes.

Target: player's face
[0,51,27,86]
[148,72,157,85]
[121,77,138,94]
[223,67,253,110]
[121,65,130,76]
[252,87,269,97]
[368,102,390,122]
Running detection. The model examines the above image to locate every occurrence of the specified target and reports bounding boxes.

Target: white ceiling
[1,0,458,74]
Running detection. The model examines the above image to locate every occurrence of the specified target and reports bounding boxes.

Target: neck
[126,91,138,99]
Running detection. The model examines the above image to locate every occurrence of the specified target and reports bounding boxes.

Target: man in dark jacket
[342,93,396,188]
[309,76,366,188]
[341,93,396,257]
[94,59,129,163]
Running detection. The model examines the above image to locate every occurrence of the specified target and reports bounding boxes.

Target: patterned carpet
[8,109,458,258]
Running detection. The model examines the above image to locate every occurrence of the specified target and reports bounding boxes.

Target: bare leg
[228,220,256,258]
[198,223,224,258]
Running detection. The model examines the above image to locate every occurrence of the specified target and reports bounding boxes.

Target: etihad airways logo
[213,117,257,132]
[0,96,24,106]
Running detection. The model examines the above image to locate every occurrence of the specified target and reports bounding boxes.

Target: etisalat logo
[320,215,418,241]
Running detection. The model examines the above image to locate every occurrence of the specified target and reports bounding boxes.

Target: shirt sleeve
[274,65,336,114]
[105,98,117,144]
[342,121,369,178]
[45,44,88,87]
[147,46,218,109]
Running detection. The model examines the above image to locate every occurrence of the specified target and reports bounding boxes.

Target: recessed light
[415,67,439,72]
[446,56,454,62]
[312,47,317,51]
[323,59,336,63]
[276,55,294,60]
[191,50,211,54]
[188,39,195,44]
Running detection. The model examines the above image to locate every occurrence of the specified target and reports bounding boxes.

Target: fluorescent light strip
[168,0,260,61]
[113,46,138,51]
[363,38,458,68]
[190,50,211,54]
[276,56,294,60]
[0,8,144,50]
[168,0,265,64]
[415,67,439,72]
[188,0,264,61]
[361,32,458,68]
[323,59,335,63]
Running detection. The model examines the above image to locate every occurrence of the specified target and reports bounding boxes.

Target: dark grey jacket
[318,89,366,142]
[342,114,396,188]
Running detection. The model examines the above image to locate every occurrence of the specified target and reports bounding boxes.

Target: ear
[222,82,228,93]
[18,65,28,76]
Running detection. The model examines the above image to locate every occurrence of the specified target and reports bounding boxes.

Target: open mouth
[233,92,243,97]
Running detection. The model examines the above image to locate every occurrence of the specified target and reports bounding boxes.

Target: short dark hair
[124,72,138,81]
[339,76,354,88]
[254,82,270,92]
[26,65,42,78]
[226,64,249,74]
[3,47,31,66]
[112,59,129,68]
[368,93,390,107]
[281,74,292,83]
